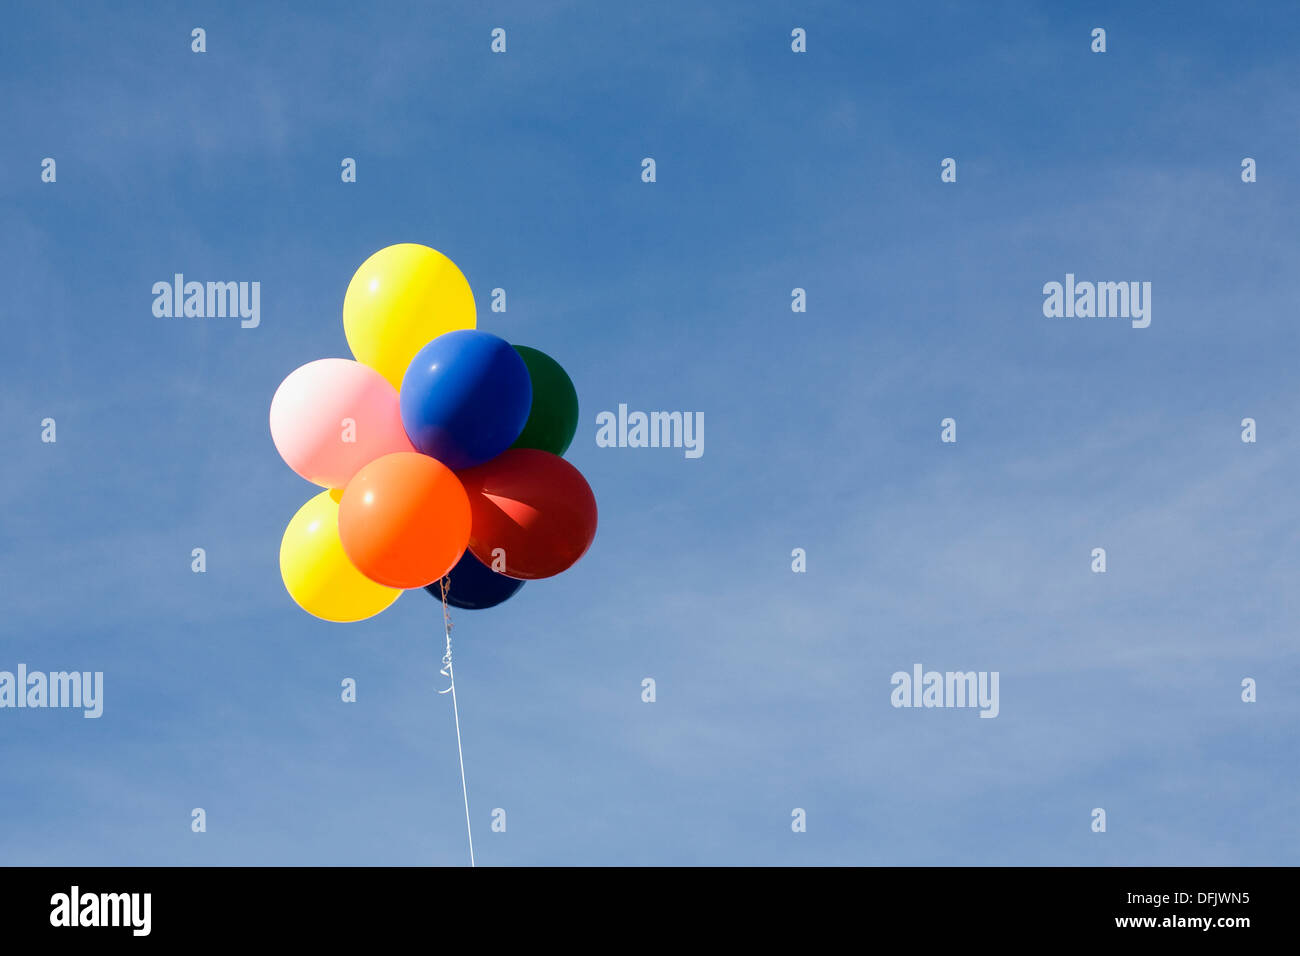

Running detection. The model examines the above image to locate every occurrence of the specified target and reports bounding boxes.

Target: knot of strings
[438,577,455,695]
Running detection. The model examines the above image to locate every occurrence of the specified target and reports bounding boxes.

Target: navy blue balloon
[400,330,533,470]
[424,549,525,610]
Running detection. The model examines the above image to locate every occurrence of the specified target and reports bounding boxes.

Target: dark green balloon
[510,345,579,456]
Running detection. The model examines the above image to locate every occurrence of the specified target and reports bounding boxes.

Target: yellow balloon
[343,244,477,389]
[279,489,401,622]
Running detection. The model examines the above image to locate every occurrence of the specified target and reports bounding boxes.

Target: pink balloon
[270,358,414,489]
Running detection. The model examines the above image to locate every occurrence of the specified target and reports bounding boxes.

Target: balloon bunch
[272,243,597,622]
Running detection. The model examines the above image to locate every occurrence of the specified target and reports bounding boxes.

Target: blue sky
[1,0,1297,865]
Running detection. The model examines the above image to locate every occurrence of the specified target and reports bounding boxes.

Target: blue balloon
[400,330,532,470]
[424,549,525,610]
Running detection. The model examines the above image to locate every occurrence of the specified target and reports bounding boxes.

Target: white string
[437,578,475,867]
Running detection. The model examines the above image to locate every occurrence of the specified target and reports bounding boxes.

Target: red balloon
[338,452,471,589]
[458,448,597,580]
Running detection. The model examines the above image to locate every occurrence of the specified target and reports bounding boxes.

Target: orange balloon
[338,452,471,589]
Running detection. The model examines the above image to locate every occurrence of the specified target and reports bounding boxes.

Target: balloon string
[438,577,475,868]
